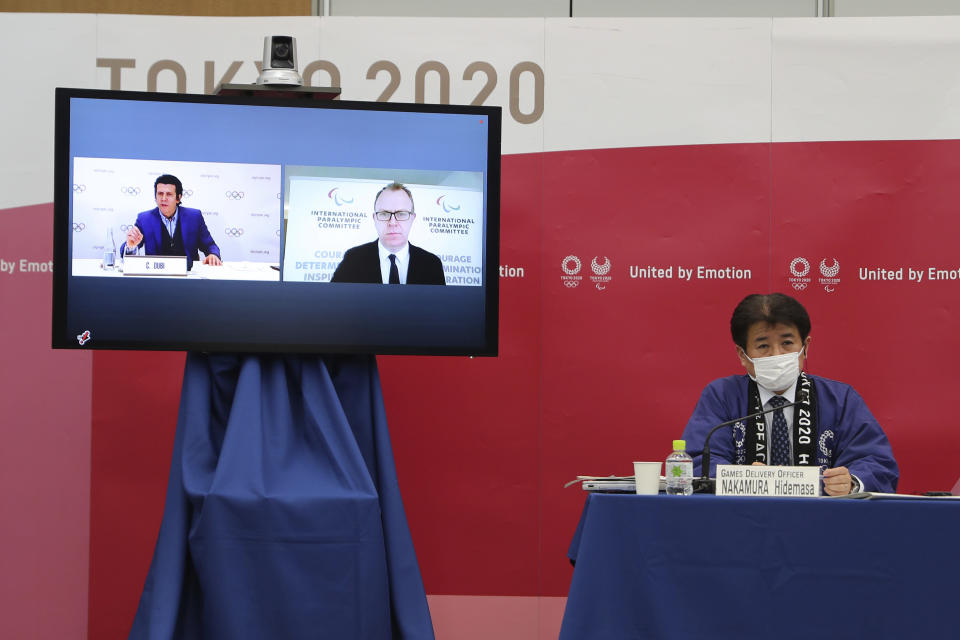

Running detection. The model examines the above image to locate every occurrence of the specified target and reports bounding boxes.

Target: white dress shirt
[757,377,862,492]
[378,241,410,284]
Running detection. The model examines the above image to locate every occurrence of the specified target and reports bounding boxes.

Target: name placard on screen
[122,255,188,277]
[716,465,820,497]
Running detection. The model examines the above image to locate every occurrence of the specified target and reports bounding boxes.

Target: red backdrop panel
[89,351,184,640]
[88,140,960,637]
[537,143,772,594]
[378,152,544,595]
[0,204,91,640]
[770,139,960,494]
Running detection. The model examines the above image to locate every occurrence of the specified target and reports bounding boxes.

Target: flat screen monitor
[52,88,500,355]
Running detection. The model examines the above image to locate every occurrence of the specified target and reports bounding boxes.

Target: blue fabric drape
[129,353,434,640]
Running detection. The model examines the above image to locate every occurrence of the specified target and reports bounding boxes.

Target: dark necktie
[769,394,790,465]
[388,254,400,284]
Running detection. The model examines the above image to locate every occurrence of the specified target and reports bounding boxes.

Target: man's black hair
[154,174,183,198]
[730,293,811,349]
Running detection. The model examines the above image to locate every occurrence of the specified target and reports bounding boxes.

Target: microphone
[697,399,798,493]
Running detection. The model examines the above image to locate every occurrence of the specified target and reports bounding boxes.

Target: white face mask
[743,349,803,393]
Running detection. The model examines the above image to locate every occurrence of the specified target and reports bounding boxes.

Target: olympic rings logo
[119,224,134,232]
[120,186,141,196]
[224,227,244,237]
[73,222,86,232]
[225,190,245,200]
[182,189,193,198]
[73,184,86,193]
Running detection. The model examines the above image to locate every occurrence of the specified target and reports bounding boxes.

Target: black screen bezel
[52,87,500,356]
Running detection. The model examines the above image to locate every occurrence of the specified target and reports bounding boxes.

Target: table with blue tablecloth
[560,493,959,640]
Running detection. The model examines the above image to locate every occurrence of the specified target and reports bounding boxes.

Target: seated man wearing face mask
[681,293,898,495]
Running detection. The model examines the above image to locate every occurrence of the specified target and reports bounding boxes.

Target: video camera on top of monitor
[257,36,302,86]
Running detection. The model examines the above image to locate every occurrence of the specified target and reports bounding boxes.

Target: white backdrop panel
[543,18,773,151]
[0,14,98,211]
[94,15,321,94]
[8,15,960,210]
[71,158,281,262]
[284,176,483,284]
[318,17,546,155]
[772,16,960,142]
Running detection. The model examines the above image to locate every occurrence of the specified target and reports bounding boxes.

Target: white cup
[633,461,662,495]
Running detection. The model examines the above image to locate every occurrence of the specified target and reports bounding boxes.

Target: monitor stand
[130,85,434,639]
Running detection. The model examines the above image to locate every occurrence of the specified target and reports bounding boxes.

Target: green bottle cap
[673,439,686,450]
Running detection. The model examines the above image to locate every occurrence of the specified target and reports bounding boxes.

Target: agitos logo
[225,190,245,200]
[120,186,141,196]
[591,256,611,276]
[224,227,244,237]
[818,258,840,293]
[328,188,354,206]
[436,195,461,213]
[590,256,612,291]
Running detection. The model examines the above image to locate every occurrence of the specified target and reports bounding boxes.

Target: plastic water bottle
[665,439,694,495]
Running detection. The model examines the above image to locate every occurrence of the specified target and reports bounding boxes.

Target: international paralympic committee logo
[436,195,461,213]
[328,188,354,207]
[818,258,840,293]
[590,256,612,291]
[788,257,811,291]
[561,255,583,288]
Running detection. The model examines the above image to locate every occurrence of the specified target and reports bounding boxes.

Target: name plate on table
[123,255,188,276]
[716,465,820,497]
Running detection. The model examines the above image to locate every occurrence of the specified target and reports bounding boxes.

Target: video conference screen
[52,88,500,355]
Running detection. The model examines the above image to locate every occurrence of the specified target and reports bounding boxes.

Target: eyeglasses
[374,210,413,221]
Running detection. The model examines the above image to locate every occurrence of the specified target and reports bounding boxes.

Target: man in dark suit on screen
[331,181,446,285]
[122,174,221,270]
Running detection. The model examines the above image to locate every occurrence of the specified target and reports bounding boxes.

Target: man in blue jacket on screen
[681,292,898,495]
[331,181,445,285]
[123,174,221,270]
